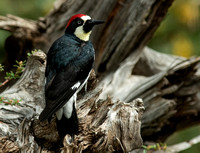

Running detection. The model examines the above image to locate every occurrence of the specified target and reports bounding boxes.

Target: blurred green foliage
[148,0,200,57]
[0,0,54,19]
[0,0,54,62]
[0,31,9,62]
[166,125,200,153]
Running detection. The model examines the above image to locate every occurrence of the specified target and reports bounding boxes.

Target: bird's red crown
[66,14,87,28]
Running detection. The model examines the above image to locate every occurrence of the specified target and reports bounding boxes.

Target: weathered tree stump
[0,51,144,152]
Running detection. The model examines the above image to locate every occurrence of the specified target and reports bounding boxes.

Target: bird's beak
[83,19,104,33]
[91,20,104,25]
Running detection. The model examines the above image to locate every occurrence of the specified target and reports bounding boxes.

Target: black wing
[39,65,87,121]
[39,36,94,121]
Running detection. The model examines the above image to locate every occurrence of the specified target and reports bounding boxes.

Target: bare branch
[0,14,38,32]
[166,135,200,153]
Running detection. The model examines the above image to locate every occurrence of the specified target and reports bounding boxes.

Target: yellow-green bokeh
[149,0,200,58]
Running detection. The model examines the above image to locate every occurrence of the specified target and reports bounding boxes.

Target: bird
[39,14,103,140]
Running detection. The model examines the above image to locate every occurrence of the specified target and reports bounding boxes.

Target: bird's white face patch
[74,27,91,41]
[74,15,92,41]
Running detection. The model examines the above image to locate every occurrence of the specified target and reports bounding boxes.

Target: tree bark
[1,0,200,153]
[98,47,200,142]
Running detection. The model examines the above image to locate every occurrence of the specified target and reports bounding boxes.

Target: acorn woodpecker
[39,14,103,139]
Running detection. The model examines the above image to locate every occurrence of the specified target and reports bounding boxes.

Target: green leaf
[0,64,4,72]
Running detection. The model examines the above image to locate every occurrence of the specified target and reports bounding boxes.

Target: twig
[0,79,10,88]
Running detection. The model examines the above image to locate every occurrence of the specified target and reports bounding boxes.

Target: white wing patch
[63,96,74,118]
[56,94,77,119]
[56,108,63,120]
[71,82,81,90]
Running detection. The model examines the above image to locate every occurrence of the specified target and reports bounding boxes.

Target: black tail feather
[56,103,78,140]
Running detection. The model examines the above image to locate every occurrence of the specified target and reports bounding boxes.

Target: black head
[65,14,104,41]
